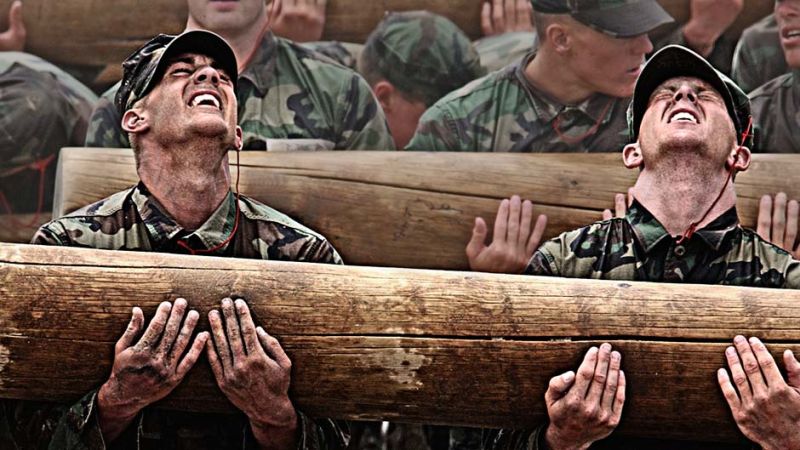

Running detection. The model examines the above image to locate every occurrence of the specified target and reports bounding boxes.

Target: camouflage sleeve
[405,105,462,151]
[481,424,548,450]
[335,73,395,150]
[303,237,344,265]
[782,259,800,289]
[524,240,562,276]
[85,84,130,148]
[47,390,109,449]
[30,220,69,246]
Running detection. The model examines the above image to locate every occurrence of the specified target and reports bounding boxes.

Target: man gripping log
[471,45,800,449]
[2,31,347,449]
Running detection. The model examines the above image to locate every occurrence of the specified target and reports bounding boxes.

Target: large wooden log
[0,0,773,67]
[3,243,800,442]
[53,148,800,270]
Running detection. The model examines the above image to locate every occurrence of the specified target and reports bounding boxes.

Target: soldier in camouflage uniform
[0,0,98,216]
[354,11,486,149]
[748,0,800,153]
[468,45,800,450]
[405,0,673,152]
[4,30,348,450]
[733,14,787,94]
[85,0,393,151]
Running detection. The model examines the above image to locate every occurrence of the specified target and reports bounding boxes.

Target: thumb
[785,350,800,387]
[544,371,575,406]
[466,217,488,263]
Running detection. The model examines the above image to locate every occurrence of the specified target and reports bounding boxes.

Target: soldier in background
[355,11,486,148]
[732,13,787,93]
[749,0,800,153]
[0,0,97,218]
[406,0,672,152]
[85,0,393,151]
[6,30,348,449]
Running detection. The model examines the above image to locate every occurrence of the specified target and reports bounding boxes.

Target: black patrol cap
[530,0,673,38]
[115,30,238,115]
[628,45,754,148]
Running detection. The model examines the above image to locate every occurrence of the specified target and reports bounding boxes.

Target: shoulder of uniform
[61,188,132,219]
[238,195,329,242]
[740,227,792,256]
[278,37,357,74]
[749,72,795,99]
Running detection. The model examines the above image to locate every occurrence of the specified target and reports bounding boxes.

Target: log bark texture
[2,243,800,442]
[53,148,800,270]
[0,0,773,67]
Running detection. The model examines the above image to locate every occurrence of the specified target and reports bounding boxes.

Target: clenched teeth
[669,111,697,123]
[191,93,221,109]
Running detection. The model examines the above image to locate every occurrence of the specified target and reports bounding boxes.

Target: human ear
[547,23,570,52]
[121,109,149,134]
[728,146,751,172]
[235,126,243,150]
[372,81,395,113]
[622,143,644,169]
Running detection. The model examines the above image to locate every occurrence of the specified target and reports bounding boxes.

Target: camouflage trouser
[0,64,85,214]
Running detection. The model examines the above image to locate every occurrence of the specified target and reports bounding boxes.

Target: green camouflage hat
[530,0,673,37]
[359,11,486,106]
[628,45,754,149]
[115,30,238,115]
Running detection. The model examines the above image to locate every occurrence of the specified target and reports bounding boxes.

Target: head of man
[777,0,800,68]
[624,45,753,179]
[531,0,673,98]
[116,30,242,168]
[186,0,268,35]
[358,11,486,148]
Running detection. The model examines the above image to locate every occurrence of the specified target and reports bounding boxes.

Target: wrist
[544,425,590,450]
[97,379,142,421]
[249,398,297,431]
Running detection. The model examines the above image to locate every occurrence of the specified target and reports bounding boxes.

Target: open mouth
[781,26,800,45]
[189,91,222,110]
[667,109,699,124]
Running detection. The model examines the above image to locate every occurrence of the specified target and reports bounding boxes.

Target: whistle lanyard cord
[676,117,753,245]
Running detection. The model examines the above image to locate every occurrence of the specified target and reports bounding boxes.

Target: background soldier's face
[142,53,239,149]
[565,20,654,99]
[777,0,800,68]
[638,77,737,169]
[187,0,268,34]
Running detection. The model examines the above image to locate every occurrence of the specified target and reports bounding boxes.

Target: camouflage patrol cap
[628,45,754,148]
[359,11,486,107]
[115,30,238,115]
[530,0,673,37]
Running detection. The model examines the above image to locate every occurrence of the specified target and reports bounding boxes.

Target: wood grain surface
[3,243,800,442]
[52,148,800,270]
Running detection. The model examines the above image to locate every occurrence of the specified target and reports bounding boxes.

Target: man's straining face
[135,52,240,150]
[637,76,737,170]
[186,0,267,34]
